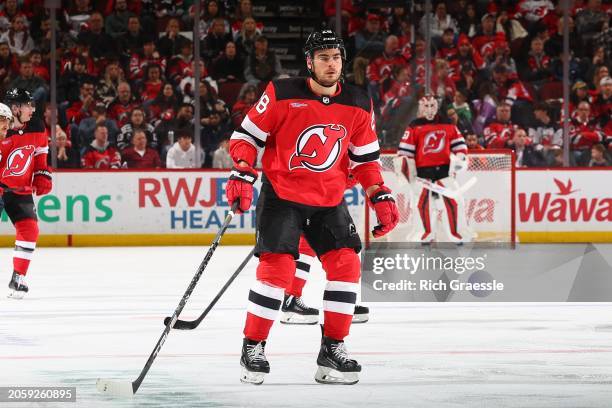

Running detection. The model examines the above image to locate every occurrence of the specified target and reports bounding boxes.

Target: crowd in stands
[0,0,610,169]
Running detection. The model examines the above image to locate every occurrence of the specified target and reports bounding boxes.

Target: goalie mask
[418,94,439,121]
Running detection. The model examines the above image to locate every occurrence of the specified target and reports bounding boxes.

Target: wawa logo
[518,178,611,223]
[289,124,346,172]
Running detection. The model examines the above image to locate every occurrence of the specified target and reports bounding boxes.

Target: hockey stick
[96,202,240,397]
[417,176,477,199]
[162,247,255,330]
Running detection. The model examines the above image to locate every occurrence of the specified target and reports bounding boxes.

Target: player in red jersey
[227,30,399,385]
[1,89,52,299]
[396,94,468,243]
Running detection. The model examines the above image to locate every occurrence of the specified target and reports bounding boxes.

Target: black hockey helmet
[4,88,33,106]
[303,29,346,61]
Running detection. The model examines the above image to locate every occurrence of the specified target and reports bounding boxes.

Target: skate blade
[280,312,318,325]
[351,314,369,324]
[314,366,359,385]
[240,368,266,385]
[7,289,25,299]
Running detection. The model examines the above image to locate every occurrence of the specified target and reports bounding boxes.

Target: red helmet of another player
[418,94,439,121]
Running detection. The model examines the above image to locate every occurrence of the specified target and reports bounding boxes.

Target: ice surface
[1,246,611,407]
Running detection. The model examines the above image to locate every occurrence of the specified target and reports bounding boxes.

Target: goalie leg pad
[417,187,433,241]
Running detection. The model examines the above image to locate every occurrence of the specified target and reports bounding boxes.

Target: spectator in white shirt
[165,132,204,168]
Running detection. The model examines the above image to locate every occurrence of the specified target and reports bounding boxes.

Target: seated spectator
[589,143,611,167]
[435,28,458,61]
[456,2,478,37]
[521,36,553,87]
[81,124,121,169]
[449,34,486,86]
[483,102,517,148]
[210,41,245,83]
[244,36,282,85]
[119,16,145,57]
[549,148,564,167]
[107,81,140,127]
[529,103,562,151]
[450,88,472,124]
[202,17,232,63]
[546,16,579,58]
[353,13,386,86]
[193,0,229,40]
[66,78,97,125]
[419,2,458,47]
[166,132,203,169]
[446,106,474,137]
[569,80,592,114]
[592,76,612,134]
[431,59,456,103]
[9,56,48,105]
[0,15,34,57]
[77,11,118,60]
[146,82,180,126]
[198,81,229,126]
[77,103,120,150]
[231,83,257,128]
[380,65,413,122]
[491,64,534,128]
[486,36,517,76]
[48,128,79,169]
[105,0,135,39]
[59,56,93,103]
[466,133,484,150]
[178,62,209,104]
[366,35,407,112]
[472,14,499,59]
[65,0,93,34]
[570,101,605,165]
[139,64,164,103]
[409,36,429,88]
[0,0,21,32]
[121,129,161,169]
[212,139,232,169]
[231,0,262,39]
[154,102,194,159]
[506,128,545,167]
[157,18,190,59]
[128,36,166,82]
[575,0,608,52]
[167,40,194,86]
[0,40,19,89]
[201,112,231,167]
[95,59,124,107]
[29,49,49,82]
[60,36,98,77]
[235,17,260,57]
[117,107,157,150]
[472,81,499,136]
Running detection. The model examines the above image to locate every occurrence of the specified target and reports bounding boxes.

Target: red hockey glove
[346,172,358,190]
[370,185,399,238]
[226,164,258,213]
[32,169,53,196]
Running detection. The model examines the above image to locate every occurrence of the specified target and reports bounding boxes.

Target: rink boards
[0,168,609,246]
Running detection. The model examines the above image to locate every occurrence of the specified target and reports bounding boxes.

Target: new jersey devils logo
[3,145,35,178]
[422,131,446,154]
[289,124,346,172]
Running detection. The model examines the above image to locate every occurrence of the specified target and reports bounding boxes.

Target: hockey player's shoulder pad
[24,117,45,133]
[272,77,308,100]
[341,82,371,113]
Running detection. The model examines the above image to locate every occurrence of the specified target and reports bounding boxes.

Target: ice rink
[2,245,612,407]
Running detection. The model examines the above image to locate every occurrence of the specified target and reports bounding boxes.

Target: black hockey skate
[280,294,319,325]
[240,338,270,385]
[315,331,361,385]
[7,272,28,299]
[352,305,369,324]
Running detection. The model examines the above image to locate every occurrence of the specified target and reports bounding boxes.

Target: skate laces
[247,342,266,363]
[331,341,349,363]
[295,296,310,309]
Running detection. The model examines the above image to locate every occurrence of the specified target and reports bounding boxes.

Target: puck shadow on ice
[467,270,494,298]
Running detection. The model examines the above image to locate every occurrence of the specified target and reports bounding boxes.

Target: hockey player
[0,103,11,139]
[396,94,468,243]
[2,89,52,299]
[226,29,399,385]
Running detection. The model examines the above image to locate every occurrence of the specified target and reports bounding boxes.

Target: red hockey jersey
[0,118,48,193]
[398,118,467,168]
[229,78,382,207]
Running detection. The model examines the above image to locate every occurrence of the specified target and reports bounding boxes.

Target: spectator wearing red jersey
[491,64,534,128]
[409,36,431,87]
[514,0,554,29]
[146,82,180,126]
[472,14,498,59]
[570,101,605,165]
[167,39,193,85]
[107,81,139,127]
[0,40,19,88]
[81,123,121,169]
[486,35,517,76]
[521,36,552,87]
[483,102,517,148]
[591,76,612,137]
[353,13,386,86]
[431,59,456,103]
[366,35,407,113]
[66,78,96,125]
[231,83,257,128]
[449,34,485,85]
[121,129,161,169]
[28,49,48,82]
[396,17,414,60]
[128,36,166,82]
[139,64,164,103]
[323,0,359,36]
[435,28,458,61]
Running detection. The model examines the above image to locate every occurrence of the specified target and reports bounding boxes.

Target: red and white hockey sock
[322,281,358,340]
[13,219,39,276]
[286,236,316,298]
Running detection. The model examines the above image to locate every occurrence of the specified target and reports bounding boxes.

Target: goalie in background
[395,94,470,243]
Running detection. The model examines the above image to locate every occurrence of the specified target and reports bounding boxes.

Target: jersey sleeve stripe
[451,142,467,151]
[242,115,268,143]
[232,129,265,148]
[348,149,379,163]
[348,140,380,156]
[34,146,49,156]
[397,147,415,157]
[399,142,415,151]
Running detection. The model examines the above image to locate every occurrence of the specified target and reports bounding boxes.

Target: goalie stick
[417,176,477,199]
[163,247,255,330]
[96,202,239,397]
